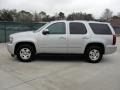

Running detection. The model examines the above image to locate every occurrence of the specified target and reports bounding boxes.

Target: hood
[10,31,34,38]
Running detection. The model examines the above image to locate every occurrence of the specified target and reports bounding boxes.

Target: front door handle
[59,37,66,40]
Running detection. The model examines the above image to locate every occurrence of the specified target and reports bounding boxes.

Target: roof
[51,20,109,24]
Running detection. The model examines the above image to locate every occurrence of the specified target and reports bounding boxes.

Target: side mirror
[42,29,49,35]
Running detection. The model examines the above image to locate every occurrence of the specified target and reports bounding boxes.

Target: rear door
[68,22,89,53]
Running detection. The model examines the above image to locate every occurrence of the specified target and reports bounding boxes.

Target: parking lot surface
[0,37,120,90]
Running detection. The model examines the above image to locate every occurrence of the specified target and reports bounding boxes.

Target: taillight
[113,35,116,45]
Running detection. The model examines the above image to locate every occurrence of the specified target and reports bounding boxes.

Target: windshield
[35,22,50,32]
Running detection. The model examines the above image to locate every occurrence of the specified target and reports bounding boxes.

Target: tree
[16,10,33,22]
[67,14,74,20]
[0,9,14,21]
[58,12,65,20]
[112,16,119,19]
[67,12,82,20]
[0,9,95,22]
[85,14,94,20]
[39,11,46,21]
[0,10,2,20]
[33,12,40,22]
[117,12,120,18]
[42,15,51,22]
[67,12,94,20]
[49,16,56,21]
[101,9,113,21]
[9,9,17,21]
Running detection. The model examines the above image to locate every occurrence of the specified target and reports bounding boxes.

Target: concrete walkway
[0,37,120,90]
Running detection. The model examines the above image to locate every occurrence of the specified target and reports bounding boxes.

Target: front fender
[13,37,39,53]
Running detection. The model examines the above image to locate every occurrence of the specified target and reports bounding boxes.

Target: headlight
[9,36,13,43]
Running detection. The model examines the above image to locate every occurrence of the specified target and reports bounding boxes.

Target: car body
[7,20,117,63]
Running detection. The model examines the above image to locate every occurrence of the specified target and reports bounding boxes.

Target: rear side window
[89,23,112,35]
[69,22,87,34]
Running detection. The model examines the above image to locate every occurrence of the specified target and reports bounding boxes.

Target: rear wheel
[16,45,35,62]
[85,46,103,63]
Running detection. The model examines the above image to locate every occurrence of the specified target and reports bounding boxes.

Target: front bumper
[7,43,15,55]
[105,45,117,54]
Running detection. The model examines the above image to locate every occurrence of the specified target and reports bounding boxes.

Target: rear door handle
[82,37,89,39]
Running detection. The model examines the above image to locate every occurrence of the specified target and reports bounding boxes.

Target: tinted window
[89,23,112,35]
[69,22,87,34]
[47,22,65,34]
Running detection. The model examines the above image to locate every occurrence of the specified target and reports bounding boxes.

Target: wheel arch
[84,42,105,54]
[14,41,36,55]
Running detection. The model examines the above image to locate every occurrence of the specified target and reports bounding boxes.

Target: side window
[89,23,112,35]
[47,22,66,34]
[69,22,87,34]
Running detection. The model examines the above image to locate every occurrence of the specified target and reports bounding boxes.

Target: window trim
[69,22,87,35]
[46,22,66,34]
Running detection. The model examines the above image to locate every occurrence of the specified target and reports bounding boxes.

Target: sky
[0,0,119,18]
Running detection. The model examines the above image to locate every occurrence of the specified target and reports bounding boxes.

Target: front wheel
[85,46,103,63]
[16,45,35,62]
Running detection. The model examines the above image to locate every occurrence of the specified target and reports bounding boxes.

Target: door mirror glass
[42,29,49,35]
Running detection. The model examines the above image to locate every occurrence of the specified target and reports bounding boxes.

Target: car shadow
[33,54,87,63]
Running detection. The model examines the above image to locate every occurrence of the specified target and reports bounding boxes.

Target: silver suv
[7,20,117,63]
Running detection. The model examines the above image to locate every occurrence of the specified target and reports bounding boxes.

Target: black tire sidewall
[16,45,35,62]
[85,46,103,63]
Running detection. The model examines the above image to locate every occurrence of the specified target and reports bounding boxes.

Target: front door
[38,22,68,53]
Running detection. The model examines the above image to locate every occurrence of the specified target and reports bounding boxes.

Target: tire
[85,46,103,63]
[16,44,35,62]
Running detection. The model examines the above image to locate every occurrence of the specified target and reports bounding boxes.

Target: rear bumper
[7,43,15,55]
[105,45,117,54]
